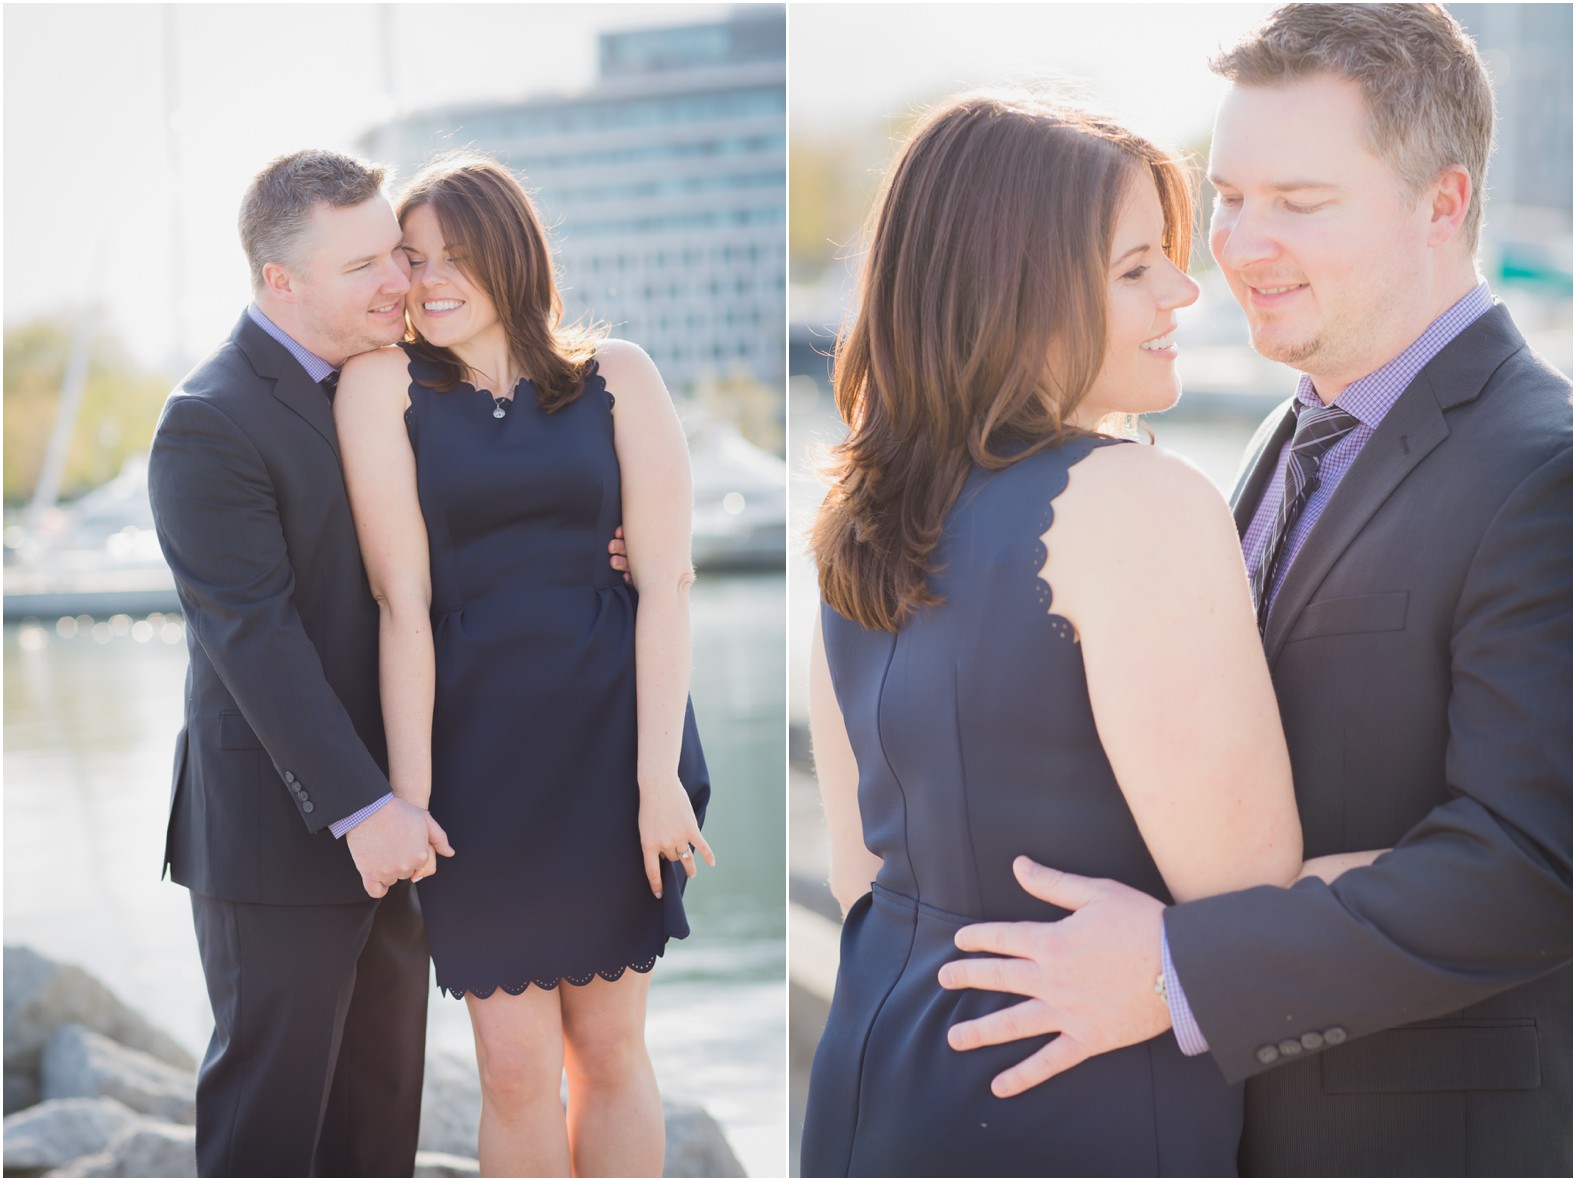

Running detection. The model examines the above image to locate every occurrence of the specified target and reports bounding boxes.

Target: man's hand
[937,857,1169,1097]
[608,524,631,583]
[346,798,454,899]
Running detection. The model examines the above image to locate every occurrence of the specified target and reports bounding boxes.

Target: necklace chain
[468,365,520,421]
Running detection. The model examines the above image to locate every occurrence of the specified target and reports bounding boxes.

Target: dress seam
[844,632,914,1175]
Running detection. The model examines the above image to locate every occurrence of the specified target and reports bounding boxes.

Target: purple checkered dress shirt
[246,304,394,840]
[1240,283,1494,609]
[1162,282,1494,1056]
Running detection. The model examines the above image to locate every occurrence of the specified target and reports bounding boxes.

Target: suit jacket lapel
[272,368,342,467]
[232,312,342,467]
[1260,303,1525,663]
[1261,389,1447,661]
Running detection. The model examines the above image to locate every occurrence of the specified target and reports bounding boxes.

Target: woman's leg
[464,986,571,1177]
[559,969,664,1177]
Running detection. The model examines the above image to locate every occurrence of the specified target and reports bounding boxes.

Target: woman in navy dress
[800,92,1372,1176]
[335,156,711,1177]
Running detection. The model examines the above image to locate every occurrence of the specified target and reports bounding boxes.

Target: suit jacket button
[1255,1044,1279,1065]
[284,771,296,784]
[1301,1031,1325,1051]
[302,801,315,814]
[1277,1038,1303,1057]
[295,788,308,800]
[1322,1026,1347,1046]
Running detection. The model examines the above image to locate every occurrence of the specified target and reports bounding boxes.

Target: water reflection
[3,571,785,1176]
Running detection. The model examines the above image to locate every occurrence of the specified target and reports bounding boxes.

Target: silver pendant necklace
[491,396,508,419]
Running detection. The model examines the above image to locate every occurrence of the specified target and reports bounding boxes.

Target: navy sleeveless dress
[400,347,709,998]
[799,436,1242,1177]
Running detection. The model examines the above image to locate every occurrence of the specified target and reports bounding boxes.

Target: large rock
[4,947,194,1114]
[417,1049,742,1176]
[46,1119,196,1177]
[1,1097,141,1176]
[663,1099,746,1178]
[414,1149,481,1177]
[41,1025,196,1124]
[417,1049,482,1157]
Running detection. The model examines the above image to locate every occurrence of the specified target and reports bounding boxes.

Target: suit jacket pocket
[1286,590,1409,643]
[218,710,263,751]
[1320,1018,1539,1094]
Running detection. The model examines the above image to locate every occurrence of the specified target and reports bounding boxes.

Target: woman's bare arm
[602,339,714,899]
[810,612,883,915]
[334,348,437,842]
[1298,848,1388,884]
[1049,444,1303,904]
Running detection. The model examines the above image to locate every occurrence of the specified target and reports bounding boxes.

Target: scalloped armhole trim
[1033,438,1131,642]
[1033,478,1081,644]
[582,357,613,409]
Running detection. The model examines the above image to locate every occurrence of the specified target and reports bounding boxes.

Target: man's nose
[1212,205,1277,271]
[383,259,411,295]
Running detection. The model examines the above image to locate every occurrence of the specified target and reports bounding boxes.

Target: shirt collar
[247,303,338,384]
[1293,282,1494,428]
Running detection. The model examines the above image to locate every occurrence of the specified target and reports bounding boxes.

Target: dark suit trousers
[189,882,428,1177]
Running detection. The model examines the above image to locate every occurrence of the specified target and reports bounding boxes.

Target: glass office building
[360,6,787,396]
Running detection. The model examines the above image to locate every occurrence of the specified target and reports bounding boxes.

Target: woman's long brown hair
[396,154,603,412]
[811,92,1194,632]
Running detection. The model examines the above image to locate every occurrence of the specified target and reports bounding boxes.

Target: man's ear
[261,260,300,304]
[1426,164,1472,250]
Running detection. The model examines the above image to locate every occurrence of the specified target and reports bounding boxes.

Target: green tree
[3,315,174,506]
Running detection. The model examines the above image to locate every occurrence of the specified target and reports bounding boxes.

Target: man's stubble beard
[317,310,407,366]
[1249,321,1326,370]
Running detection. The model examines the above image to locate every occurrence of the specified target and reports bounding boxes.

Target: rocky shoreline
[3,945,745,1177]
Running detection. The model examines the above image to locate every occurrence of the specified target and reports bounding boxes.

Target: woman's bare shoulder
[338,343,412,384]
[1063,441,1233,540]
[335,346,411,415]
[340,344,409,378]
[596,338,667,379]
[594,338,671,409]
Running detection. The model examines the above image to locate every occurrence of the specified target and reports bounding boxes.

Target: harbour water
[3,571,786,1176]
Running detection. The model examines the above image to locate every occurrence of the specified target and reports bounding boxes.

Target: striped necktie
[1250,402,1359,631]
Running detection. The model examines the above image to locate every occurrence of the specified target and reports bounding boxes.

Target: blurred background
[4,3,786,1174]
[783,4,1572,1172]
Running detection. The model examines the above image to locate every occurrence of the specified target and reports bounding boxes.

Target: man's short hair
[238,150,388,291]
[1210,3,1496,253]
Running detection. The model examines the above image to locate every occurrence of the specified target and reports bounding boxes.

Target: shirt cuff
[1161,920,1210,1056]
[329,792,395,839]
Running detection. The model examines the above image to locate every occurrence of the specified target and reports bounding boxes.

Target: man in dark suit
[148,150,454,1176]
[938,5,1571,1175]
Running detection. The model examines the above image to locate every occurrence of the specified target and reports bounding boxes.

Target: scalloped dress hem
[438,949,665,1000]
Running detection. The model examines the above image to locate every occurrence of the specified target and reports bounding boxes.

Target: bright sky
[2,3,731,373]
[790,3,1275,148]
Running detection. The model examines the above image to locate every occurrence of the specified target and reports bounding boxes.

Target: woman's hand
[638,776,714,898]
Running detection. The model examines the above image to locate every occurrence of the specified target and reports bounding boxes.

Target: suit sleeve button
[284,771,296,784]
[1322,1026,1347,1046]
[1300,1031,1325,1050]
[302,801,315,814]
[1277,1038,1303,1057]
[1255,1044,1280,1065]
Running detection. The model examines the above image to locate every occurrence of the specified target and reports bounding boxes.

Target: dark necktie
[1250,402,1360,631]
[320,371,340,401]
